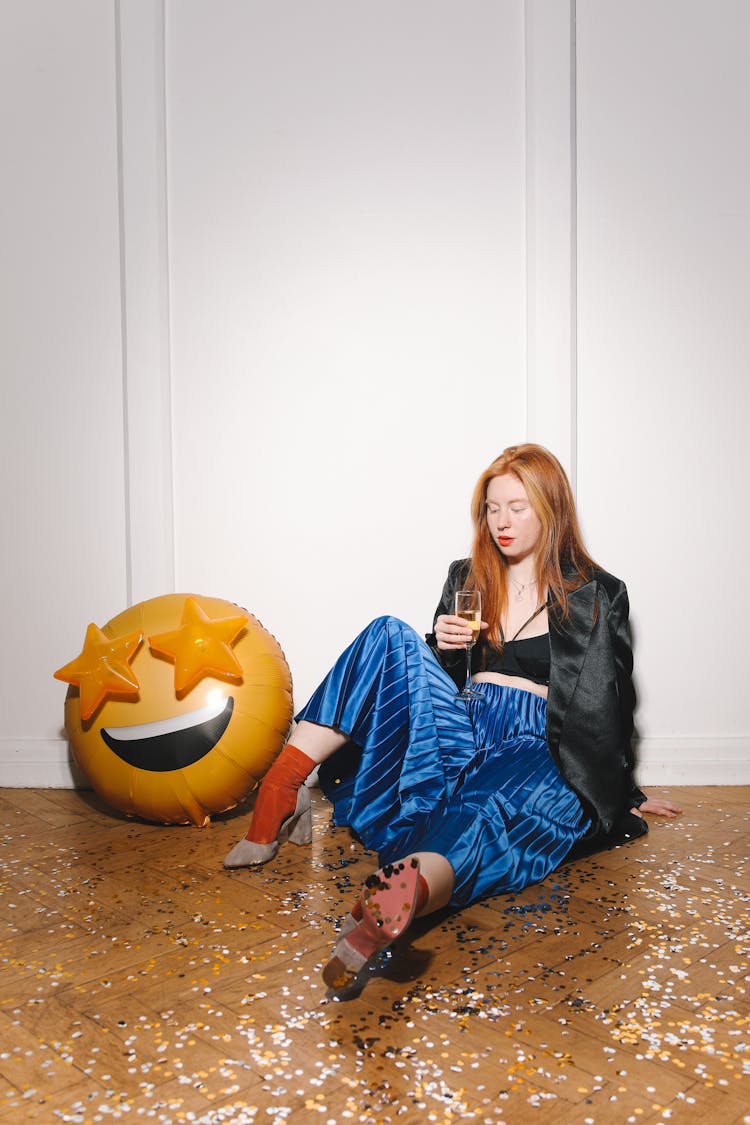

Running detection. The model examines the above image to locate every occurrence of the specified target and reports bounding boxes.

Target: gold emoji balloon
[54,594,293,826]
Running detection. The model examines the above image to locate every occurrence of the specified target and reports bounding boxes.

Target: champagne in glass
[454,589,483,700]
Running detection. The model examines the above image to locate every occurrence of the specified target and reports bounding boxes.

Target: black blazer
[426,559,648,850]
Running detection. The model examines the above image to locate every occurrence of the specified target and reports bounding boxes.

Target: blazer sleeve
[424,558,471,683]
[607,581,647,809]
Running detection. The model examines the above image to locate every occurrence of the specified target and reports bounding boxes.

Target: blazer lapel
[546,580,597,752]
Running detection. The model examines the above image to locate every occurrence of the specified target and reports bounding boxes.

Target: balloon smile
[101,696,234,772]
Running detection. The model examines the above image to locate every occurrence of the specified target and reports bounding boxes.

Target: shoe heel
[288,800,312,845]
[281,786,312,846]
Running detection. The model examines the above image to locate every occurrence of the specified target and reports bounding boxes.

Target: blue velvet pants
[296,616,589,906]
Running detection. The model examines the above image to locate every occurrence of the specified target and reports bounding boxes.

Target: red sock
[246,744,315,844]
[415,874,430,915]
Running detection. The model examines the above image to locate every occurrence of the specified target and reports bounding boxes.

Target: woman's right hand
[434,614,488,650]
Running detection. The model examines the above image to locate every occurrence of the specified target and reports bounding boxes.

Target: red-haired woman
[225,444,680,992]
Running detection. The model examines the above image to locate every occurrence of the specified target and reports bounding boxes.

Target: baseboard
[634,736,750,787]
[0,739,90,788]
[0,736,747,789]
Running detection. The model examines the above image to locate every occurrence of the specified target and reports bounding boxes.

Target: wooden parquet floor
[0,785,747,1124]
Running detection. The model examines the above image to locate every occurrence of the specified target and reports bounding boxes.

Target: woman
[224,444,680,992]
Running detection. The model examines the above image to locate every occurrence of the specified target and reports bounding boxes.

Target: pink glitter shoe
[323,857,421,991]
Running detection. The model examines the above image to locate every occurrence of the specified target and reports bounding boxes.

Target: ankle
[245,744,315,844]
[262,744,316,788]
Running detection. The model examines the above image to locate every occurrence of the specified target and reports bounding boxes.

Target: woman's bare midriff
[471,672,548,700]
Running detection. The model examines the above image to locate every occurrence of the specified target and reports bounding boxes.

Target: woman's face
[485,473,543,564]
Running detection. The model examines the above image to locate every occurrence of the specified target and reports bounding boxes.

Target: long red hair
[466,444,597,649]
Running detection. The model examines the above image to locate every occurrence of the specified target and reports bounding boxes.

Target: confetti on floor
[0,785,747,1124]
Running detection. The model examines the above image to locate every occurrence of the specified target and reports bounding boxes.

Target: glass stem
[463,643,473,693]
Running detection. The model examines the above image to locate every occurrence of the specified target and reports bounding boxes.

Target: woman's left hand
[631,796,683,818]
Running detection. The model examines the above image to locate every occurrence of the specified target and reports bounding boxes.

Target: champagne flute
[454,589,483,700]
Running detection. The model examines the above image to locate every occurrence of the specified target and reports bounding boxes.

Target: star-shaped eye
[148,596,250,695]
[54,624,144,721]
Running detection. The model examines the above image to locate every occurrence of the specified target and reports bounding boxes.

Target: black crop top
[480,632,551,686]
[477,603,551,686]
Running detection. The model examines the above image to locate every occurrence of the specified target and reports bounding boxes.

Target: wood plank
[1,784,747,1124]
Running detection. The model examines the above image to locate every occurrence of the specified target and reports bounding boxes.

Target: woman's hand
[630,796,683,818]
[434,614,488,650]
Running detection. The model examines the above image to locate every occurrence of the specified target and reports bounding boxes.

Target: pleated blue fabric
[297,616,590,906]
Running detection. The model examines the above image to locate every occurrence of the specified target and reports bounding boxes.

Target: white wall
[1,0,748,787]
[576,0,750,783]
[0,2,128,783]
[166,0,526,705]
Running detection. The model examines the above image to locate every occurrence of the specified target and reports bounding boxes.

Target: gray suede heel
[223,785,312,868]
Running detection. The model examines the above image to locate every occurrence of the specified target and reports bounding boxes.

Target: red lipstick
[498,537,513,547]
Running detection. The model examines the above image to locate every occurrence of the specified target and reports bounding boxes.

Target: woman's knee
[363,615,416,639]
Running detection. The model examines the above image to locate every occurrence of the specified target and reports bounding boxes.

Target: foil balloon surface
[55,594,293,826]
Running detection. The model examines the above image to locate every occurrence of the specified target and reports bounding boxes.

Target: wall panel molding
[116,0,175,604]
[523,0,577,486]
